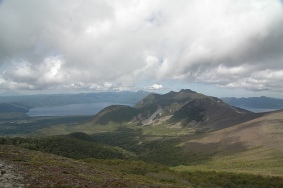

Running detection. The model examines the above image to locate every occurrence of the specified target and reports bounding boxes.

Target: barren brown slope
[185,110,283,154]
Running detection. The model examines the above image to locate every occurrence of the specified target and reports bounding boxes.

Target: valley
[0,89,283,187]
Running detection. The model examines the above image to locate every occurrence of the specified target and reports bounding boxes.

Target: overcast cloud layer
[0,0,283,93]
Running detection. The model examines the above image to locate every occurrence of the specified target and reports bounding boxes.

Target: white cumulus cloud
[149,84,163,90]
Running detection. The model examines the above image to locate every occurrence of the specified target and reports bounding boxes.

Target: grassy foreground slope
[175,147,283,177]
[0,144,183,188]
[1,144,283,188]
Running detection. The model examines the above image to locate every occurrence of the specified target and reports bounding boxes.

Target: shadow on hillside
[206,113,264,131]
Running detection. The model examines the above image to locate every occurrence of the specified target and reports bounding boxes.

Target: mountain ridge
[89,89,257,131]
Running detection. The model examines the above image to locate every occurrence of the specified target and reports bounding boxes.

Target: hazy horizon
[1,88,283,100]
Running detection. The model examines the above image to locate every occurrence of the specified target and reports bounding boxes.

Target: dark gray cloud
[0,0,283,92]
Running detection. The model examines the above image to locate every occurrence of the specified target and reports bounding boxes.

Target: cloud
[0,0,283,93]
[149,84,163,90]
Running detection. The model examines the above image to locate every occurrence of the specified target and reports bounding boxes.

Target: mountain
[89,89,257,131]
[222,96,283,111]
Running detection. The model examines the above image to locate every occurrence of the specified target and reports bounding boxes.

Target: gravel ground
[0,160,25,188]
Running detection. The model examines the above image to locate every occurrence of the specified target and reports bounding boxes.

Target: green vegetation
[2,143,283,187]
[1,124,283,187]
[0,127,195,166]
[180,170,283,188]
[0,135,129,160]
[175,146,283,177]
[0,115,92,136]
[83,158,283,188]
[141,124,193,136]
[0,144,178,187]
[80,127,199,166]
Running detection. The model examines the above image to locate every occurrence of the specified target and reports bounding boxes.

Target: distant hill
[0,103,30,120]
[89,89,257,131]
[0,103,30,113]
[0,91,150,107]
[222,96,283,110]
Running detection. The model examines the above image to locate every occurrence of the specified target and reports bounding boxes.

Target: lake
[27,103,280,117]
[239,107,280,113]
[27,102,134,117]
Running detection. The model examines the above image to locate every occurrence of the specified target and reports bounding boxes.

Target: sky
[0,0,283,98]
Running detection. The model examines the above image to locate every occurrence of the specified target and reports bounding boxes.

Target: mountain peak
[179,89,197,94]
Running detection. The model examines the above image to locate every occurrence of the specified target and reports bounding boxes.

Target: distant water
[239,107,280,113]
[27,102,133,117]
[27,103,281,117]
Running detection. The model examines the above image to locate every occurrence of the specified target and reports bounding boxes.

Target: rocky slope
[0,160,25,188]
